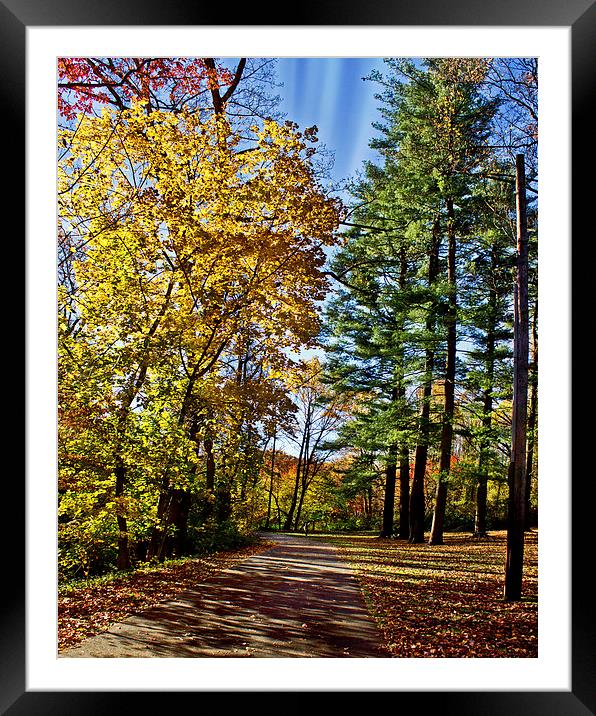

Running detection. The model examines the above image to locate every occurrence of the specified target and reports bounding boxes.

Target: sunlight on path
[60,534,386,658]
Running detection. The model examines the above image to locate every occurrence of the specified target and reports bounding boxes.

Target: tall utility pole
[504,153,530,601]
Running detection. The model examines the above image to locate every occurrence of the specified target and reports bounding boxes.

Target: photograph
[55,55,540,660]
[10,6,589,711]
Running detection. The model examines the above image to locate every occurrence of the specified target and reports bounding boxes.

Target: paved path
[61,533,387,658]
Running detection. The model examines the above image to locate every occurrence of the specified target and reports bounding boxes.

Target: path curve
[61,533,387,658]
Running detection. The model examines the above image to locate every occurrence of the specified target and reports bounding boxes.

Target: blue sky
[273,58,386,189]
[264,59,390,453]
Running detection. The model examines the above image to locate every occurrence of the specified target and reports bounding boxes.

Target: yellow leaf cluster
[58,101,342,419]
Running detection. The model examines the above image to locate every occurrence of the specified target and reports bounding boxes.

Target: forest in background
[57,56,537,600]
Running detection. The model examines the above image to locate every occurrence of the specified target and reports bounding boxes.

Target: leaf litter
[328,529,538,658]
[58,541,275,651]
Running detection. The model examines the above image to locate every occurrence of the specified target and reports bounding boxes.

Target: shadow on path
[61,533,387,658]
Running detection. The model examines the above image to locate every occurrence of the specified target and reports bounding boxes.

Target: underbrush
[60,523,259,593]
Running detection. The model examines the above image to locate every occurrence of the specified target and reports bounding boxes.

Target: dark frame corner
[9,0,592,712]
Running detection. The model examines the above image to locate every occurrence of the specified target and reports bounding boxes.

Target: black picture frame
[8,0,591,712]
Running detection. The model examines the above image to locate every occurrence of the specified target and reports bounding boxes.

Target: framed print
[8,0,591,711]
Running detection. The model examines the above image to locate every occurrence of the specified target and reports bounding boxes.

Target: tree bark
[159,488,192,559]
[409,219,441,543]
[283,440,305,531]
[205,434,215,492]
[284,398,314,531]
[398,446,410,538]
[473,246,498,537]
[293,463,310,532]
[216,484,232,522]
[430,198,457,546]
[380,444,397,537]
[525,298,538,529]
[504,154,529,601]
[409,395,431,543]
[110,282,175,568]
[203,58,246,115]
[265,434,276,529]
[146,477,170,561]
[114,462,130,570]
[473,378,493,538]
[396,246,410,539]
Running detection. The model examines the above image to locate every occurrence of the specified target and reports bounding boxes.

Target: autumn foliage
[58,57,233,118]
[57,55,538,650]
[58,68,342,577]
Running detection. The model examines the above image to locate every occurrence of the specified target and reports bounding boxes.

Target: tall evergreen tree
[363,59,498,543]
[324,169,418,538]
[459,174,515,536]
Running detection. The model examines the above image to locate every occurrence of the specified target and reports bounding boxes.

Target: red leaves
[57,57,234,119]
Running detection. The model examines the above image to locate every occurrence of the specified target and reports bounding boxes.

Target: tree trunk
[395,247,410,539]
[156,488,193,560]
[148,412,217,561]
[409,424,429,543]
[430,198,457,545]
[112,280,175,564]
[380,383,399,537]
[293,461,308,531]
[409,219,441,543]
[380,444,397,537]
[203,57,246,116]
[504,154,530,601]
[284,419,309,531]
[265,434,276,529]
[216,484,232,522]
[204,434,215,492]
[398,446,410,538]
[114,462,130,570]
[294,454,318,532]
[474,377,494,538]
[294,479,307,532]
[172,489,192,555]
[525,299,538,529]
[474,474,488,537]
[474,390,494,539]
[283,455,302,532]
[146,477,169,561]
[474,247,498,537]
